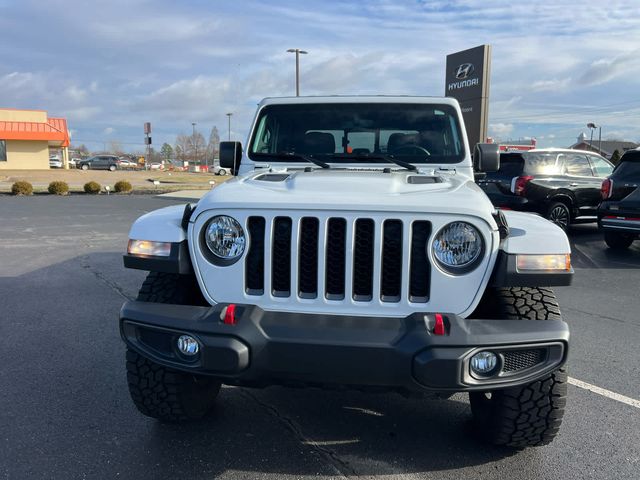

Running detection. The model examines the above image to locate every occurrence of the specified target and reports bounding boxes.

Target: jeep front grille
[245,215,431,303]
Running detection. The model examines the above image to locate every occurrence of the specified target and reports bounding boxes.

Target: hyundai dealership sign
[445,45,492,148]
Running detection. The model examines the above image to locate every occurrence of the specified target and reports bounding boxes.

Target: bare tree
[207,126,220,163]
[108,140,125,156]
[175,134,191,162]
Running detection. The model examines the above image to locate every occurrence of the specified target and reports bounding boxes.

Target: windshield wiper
[253,152,330,169]
[331,153,417,171]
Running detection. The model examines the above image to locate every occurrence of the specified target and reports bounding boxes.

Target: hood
[194,168,496,225]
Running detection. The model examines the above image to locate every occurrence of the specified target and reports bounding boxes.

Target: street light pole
[226,113,232,141]
[587,122,602,155]
[192,122,198,166]
[287,48,308,96]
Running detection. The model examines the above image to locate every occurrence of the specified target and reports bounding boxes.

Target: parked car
[49,155,63,168]
[211,165,228,176]
[68,157,81,168]
[598,149,640,249]
[78,155,120,171]
[148,162,164,170]
[118,158,138,169]
[476,148,614,230]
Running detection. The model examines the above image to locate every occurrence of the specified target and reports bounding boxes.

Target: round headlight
[205,216,246,260]
[432,221,484,273]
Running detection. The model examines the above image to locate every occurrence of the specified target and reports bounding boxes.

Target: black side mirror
[220,141,242,175]
[474,143,500,173]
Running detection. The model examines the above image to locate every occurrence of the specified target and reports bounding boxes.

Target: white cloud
[103,127,115,135]
[489,123,514,137]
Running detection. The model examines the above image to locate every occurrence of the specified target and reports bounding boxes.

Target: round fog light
[177,335,200,356]
[470,351,498,376]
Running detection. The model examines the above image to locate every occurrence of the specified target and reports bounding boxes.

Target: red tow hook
[222,304,237,325]
[433,313,446,336]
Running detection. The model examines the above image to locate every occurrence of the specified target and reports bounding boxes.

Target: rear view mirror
[474,143,500,173]
[220,141,242,175]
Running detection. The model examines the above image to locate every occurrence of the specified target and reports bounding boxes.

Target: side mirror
[220,141,242,175]
[474,143,500,173]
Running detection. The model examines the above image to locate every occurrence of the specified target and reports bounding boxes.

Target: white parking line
[568,377,640,409]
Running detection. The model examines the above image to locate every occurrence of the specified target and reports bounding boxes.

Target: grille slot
[245,217,265,295]
[353,219,375,301]
[272,217,292,297]
[502,349,546,373]
[381,220,403,302]
[298,217,319,298]
[409,221,431,302]
[325,218,346,300]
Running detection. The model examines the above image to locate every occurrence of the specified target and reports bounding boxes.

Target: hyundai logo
[455,63,474,80]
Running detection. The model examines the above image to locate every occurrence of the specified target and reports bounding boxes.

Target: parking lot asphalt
[1,196,639,479]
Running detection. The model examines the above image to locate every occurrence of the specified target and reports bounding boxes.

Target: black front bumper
[120,301,569,393]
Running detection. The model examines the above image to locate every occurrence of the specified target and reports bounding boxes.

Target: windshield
[248,103,465,164]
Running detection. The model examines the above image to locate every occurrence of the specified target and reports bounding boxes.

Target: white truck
[120,96,573,447]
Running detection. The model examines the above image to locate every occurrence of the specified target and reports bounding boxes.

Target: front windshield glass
[248,103,465,164]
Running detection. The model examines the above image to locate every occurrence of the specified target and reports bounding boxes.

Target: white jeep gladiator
[120,96,573,447]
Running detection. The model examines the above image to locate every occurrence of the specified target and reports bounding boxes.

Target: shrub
[114,180,132,193]
[11,181,33,196]
[48,181,69,195]
[84,181,101,194]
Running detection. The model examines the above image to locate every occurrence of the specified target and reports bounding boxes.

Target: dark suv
[476,149,614,230]
[78,155,120,171]
[598,149,640,249]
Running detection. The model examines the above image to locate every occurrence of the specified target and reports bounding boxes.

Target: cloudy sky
[1,0,639,153]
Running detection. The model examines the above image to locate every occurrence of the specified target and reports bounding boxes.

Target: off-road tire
[604,231,634,250]
[126,349,220,422]
[136,271,208,306]
[126,271,219,421]
[469,287,567,447]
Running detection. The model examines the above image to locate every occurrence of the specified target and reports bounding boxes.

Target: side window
[0,140,6,161]
[589,156,614,177]
[565,154,593,176]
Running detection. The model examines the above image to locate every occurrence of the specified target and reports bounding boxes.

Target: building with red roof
[0,108,71,169]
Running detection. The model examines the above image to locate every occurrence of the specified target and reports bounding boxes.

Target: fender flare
[490,210,573,287]
[124,204,194,273]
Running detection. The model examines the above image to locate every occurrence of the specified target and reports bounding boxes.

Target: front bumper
[120,301,569,393]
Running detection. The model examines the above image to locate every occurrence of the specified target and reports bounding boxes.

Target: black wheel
[126,272,219,421]
[219,169,227,176]
[469,287,568,447]
[546,201,571,230]
[109,164,116,171]
[604,231,634,250]
[81,164,89,171]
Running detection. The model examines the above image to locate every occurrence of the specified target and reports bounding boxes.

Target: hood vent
[407,176,442,185]
[255,173,291,182]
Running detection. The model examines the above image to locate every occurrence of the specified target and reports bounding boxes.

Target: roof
[531,148,605,156]
[0,116,70,147]
[569,139,639,156]
[259,95,459,107]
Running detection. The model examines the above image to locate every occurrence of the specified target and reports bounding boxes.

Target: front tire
[126,272,219,421]
[469,287,568,447]
[109,164,116,171]
[604,231,634,250]
[81,164,89,171]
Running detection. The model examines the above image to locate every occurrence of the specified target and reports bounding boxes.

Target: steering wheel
[392,145,431,156]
